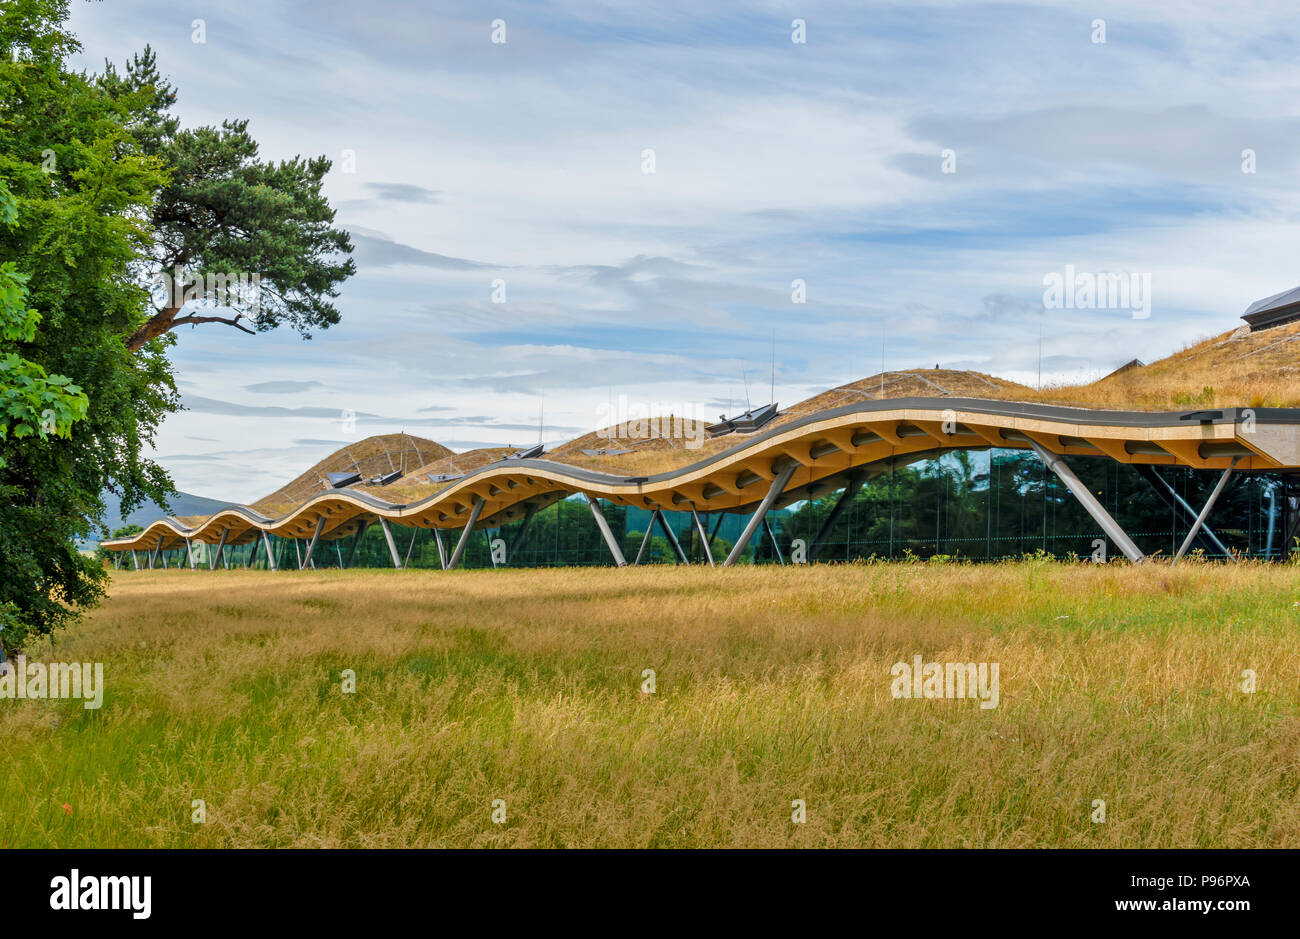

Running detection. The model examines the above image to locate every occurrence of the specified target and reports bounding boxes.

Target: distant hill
[85,490,232,549]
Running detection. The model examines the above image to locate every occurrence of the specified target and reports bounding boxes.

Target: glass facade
[153,450,1297,570]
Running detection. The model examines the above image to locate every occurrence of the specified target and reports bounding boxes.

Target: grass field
[4,561,1299,848]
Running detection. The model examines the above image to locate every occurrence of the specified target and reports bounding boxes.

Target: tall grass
[3,561,1297,847]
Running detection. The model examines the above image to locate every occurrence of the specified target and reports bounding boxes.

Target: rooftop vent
[705,402,779,438]
[1242,285,1300,331]
[325,471,361,488]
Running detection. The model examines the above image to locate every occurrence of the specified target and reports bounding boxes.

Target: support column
[764,518,785,565]
[707,512,724,556]
[633,510,659,565]
[434,528,447,570]
[344,521,370,569]
[586,494,627,567]
[404,527,419,568]
[1029,441,1143,563]
[1134,464,1232,559]
[809,469,866,560]
[247,534,260,569]
[301,517,325,569]
[691,507,714,567]
[113,552,122,570]
[1173,457,1239,564]
[446,498,486,570]
[655,509,689,565]
[130,549,139,571]
[506,502,538,557]
[378,517,402,568]
[185,538,196,570]
[213,528,229,570]
[723,462,799,567]
[263,531,277,572]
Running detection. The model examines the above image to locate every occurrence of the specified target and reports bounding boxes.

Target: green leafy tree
[93,523,143,565]
[1,1,355,650]
[0,0,174,650]
[0,182,87,451]
[108,48,355,351]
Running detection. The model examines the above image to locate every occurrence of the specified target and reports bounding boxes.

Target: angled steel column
[1029,441,1143,563]
[506,502,538,557]
[655,509,689,565]
[263,531,277,572]
[344,521,370,569]
[147,537,157,569]
[185,538,196,570]
[764,518,785,565]
[335,543,344,568]
[434,528,447,570]
[1134,463,1232,559]
[447,497,486,570]
[1173,457,1240,564]
[301,517,326,569]
[378,517,403,569]
[405,527,419,568]
[723,462,799,567]
[247,534,259,569]
[294,538,302,570]
[586,494,627,567]
[633,510,659,565]
[809,469,866,560]
[707,512,724,556]
[131,549,139,570]
[691,507,714,567]
[213,528,229,570]
[113,552,121,571]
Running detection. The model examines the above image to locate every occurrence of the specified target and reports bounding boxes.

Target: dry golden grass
[5,562,1298,848]
[1030,321,1300,410]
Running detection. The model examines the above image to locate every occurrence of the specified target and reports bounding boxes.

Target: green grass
[2,560,1298,847]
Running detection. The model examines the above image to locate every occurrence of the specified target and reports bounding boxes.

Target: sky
[66,0,1300,503]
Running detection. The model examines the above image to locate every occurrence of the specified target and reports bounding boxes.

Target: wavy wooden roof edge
[102,397,1300,552]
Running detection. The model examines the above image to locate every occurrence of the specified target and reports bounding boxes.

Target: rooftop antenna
[1037,314,1043,390]
[880,324,886,398]
[769,329,775,404]
[740,360,752,410]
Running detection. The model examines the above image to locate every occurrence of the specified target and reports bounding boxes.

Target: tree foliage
[112,49,355,350]
[1,1,355,649]
[0,0,180,650]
